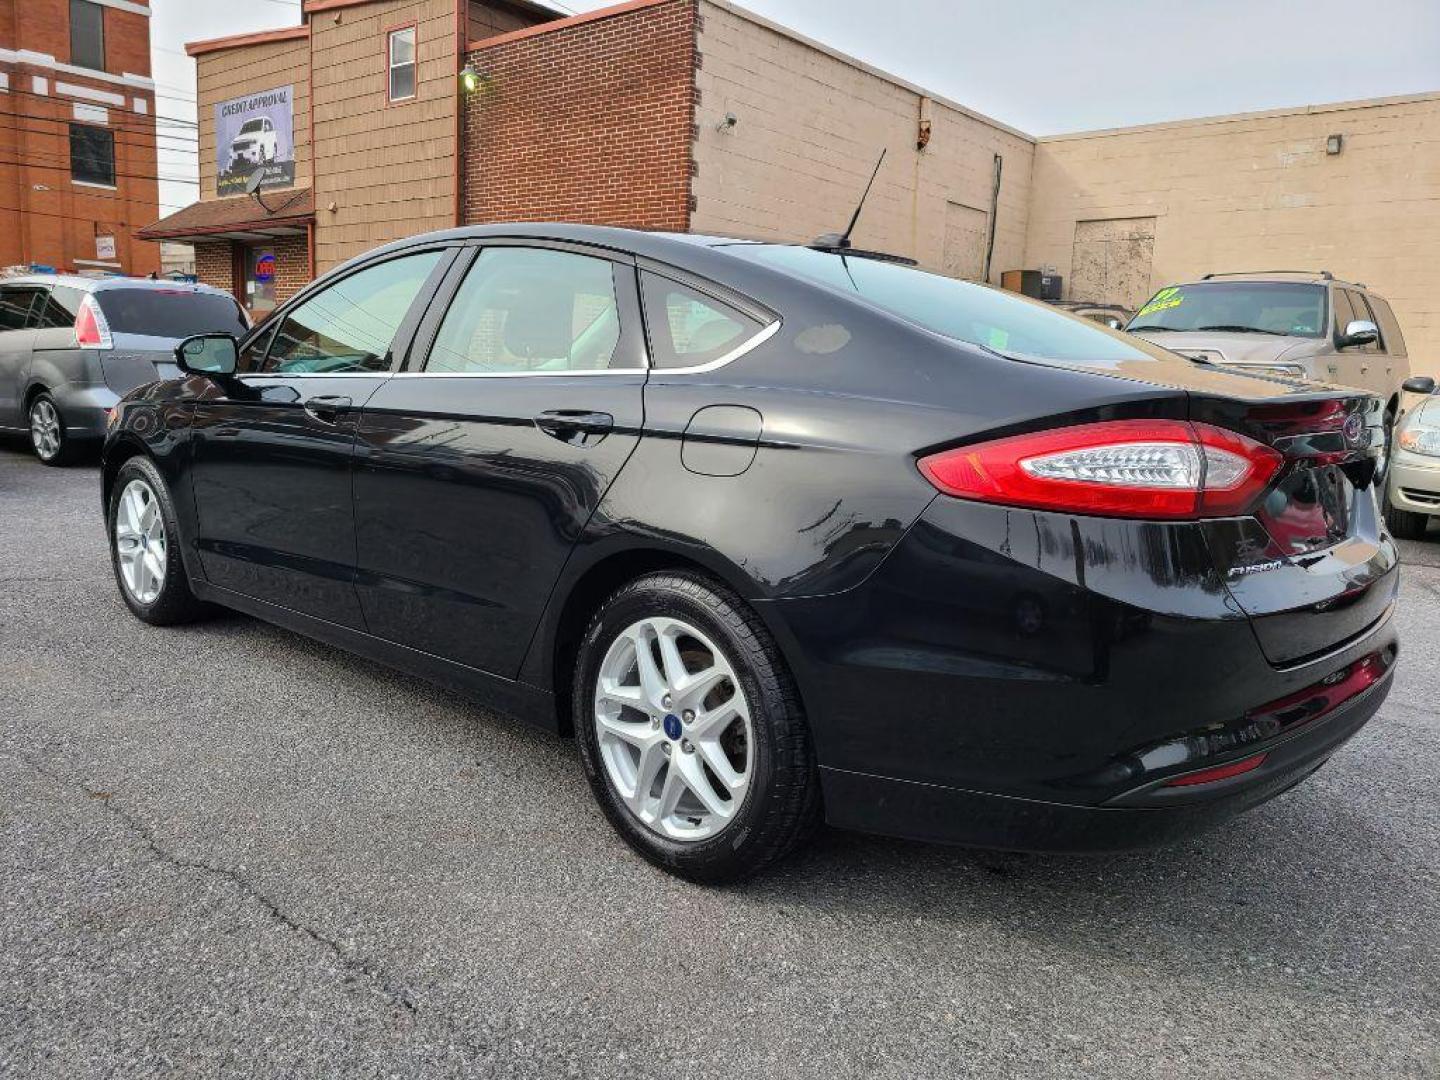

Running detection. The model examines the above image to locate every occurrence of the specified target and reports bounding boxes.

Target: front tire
[574,572,820,883]
[29,393,73,465]
[108,456,210,626]
[1385,497,1431,541]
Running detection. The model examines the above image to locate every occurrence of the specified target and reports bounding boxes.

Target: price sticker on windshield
[1138,287,1185,318]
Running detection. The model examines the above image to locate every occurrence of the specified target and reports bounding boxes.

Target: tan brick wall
[310,0,460,271]
[195,37,312,200]
[195,234,310,318]
[193,241,233,295]
[1024,93,1440,377]
[691,0,1033,282]
[461,0,697,231]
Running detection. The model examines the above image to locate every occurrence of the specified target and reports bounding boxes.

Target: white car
[230,117,279,168]
[1387,376,1440,540]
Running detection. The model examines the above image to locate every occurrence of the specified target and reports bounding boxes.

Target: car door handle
[304,395,353,424]
[535,410,614,446]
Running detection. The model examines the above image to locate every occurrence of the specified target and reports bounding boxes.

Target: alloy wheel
[114,479,167,605]
[594,616,753,842]
[29,398,62,461]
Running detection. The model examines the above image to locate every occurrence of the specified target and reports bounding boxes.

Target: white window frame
[387,26,417,103]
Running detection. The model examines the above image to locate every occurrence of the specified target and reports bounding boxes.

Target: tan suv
[1127,271,1414,453]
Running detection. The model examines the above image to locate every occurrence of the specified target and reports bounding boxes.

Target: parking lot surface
[1,443,1437,1079]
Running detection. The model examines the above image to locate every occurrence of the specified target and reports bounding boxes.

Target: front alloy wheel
[594,616,754,842]
[114,479,168,605]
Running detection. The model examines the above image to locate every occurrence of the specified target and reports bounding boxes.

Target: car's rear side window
[0,288,37,331]
[34,287,83,329]
[734,245,1155,365]
[424,247,634,374]
[641,274,763,369]
[95,289,248,339]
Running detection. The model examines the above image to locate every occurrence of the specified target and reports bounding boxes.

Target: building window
[70,0,105,71]
[388,26,416,102]
[70,124,115,186]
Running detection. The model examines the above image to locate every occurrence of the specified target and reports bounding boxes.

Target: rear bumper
[821,669,1392,851]
[50,384,118,440]
[1389,451,1440,516]
[763,496,1400,850]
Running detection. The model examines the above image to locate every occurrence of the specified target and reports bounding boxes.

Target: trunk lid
[1022,348,1397,668]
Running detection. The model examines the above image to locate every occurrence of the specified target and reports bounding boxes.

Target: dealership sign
[215,85,295,197]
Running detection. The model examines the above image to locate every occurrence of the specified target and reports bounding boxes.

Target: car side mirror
[1403,375,1437,395]
[176,334,238,376]
[1341,319,1379,348]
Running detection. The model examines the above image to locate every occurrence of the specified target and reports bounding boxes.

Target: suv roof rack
[1201,270,1334,281]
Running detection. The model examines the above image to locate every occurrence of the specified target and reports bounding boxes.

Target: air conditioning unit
[1001,270,1062,301]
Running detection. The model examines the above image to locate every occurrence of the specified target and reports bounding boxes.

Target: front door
[352,242,648,677]
[189,248,452,627]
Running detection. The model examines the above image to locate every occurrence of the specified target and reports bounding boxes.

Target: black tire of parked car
[573,572,821,884]
[1385,497,1431,542]
[107,456,213,626]
[29,392,75,466]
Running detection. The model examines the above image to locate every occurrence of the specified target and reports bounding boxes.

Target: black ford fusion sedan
[101,224,1399,882]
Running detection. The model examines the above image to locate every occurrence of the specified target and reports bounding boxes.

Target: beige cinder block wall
[310,0,459,271]
[692,0,1034,283]
[196,37,312,199]
[1024,92,1440,377]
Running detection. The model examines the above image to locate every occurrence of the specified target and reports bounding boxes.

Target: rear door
[189,247,453,627]
[0,286,42,429]
[352,240,648,677]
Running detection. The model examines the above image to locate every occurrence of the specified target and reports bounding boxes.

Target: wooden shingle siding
[311,0,459,269]
[196,38,312,200]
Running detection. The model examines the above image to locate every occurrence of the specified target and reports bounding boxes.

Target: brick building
[0,0,160,276]
[141,0,1439,376]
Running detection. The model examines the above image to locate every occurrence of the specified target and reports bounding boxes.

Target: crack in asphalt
[11,752,421,1021]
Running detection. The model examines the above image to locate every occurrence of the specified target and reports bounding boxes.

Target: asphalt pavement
[1,442,1437,1079]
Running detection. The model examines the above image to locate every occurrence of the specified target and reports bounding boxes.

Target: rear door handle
[305,395,353,424]
[535,410,614,446]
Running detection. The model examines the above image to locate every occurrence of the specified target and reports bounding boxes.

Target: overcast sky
[151,0,1440,215]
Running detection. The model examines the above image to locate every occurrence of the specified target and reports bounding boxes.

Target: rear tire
[108,456,211,626]
[574,572,820,884]
[1385,498,1431,541]
[29,393,74,466]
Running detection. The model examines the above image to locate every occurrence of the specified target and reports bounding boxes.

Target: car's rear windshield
[729,245,1154,366]
[95,289,249,339]
[1127,282,1326,338]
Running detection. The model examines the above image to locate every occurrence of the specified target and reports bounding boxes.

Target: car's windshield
[95,289,249,339]
[239,120,266,134]
[1127,282,1326,338]
[730,245,1156,366]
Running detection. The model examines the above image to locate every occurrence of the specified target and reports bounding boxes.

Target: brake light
[74,295,112,350]
[918,420,1284,520]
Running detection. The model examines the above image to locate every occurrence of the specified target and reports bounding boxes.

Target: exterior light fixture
[1326,133,1344,156]
[460,65,481,93]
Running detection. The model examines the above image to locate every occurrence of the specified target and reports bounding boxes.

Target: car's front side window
[425,247,634,374]
[257,251,443,375]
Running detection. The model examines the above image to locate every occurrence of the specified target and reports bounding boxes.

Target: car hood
[1127,330,1319,367]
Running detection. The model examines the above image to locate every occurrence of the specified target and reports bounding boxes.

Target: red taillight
[74,295,111,349]
[1164,752,1268,788]
[918,419,1284,520]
